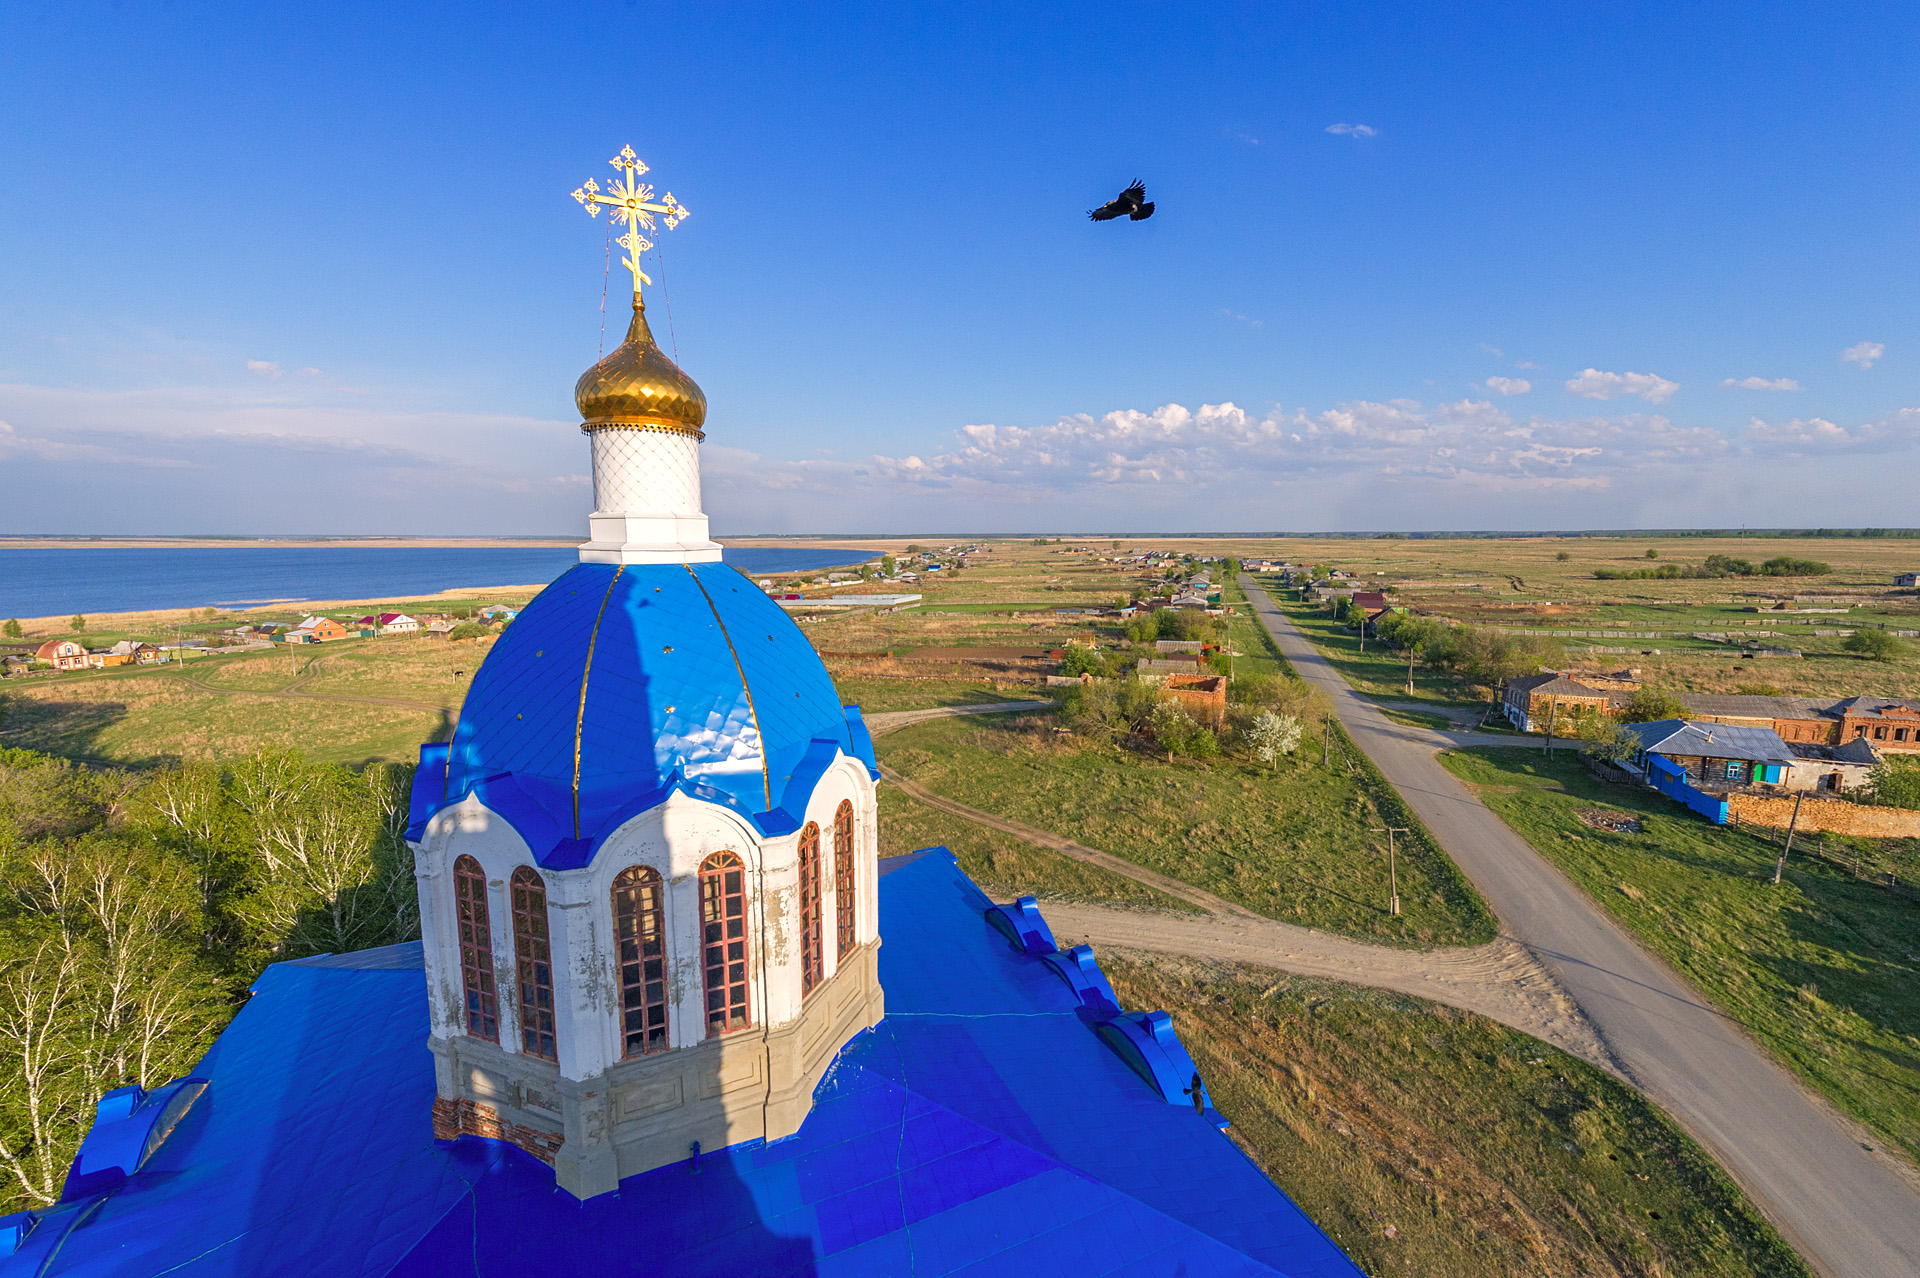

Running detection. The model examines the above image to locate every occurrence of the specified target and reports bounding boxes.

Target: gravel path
[1241,575,1920,1276]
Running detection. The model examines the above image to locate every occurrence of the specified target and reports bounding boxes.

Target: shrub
[1841,629,1904,661]
[1245,711,1302,770]
[1759,556,1830,577]
[1864,757,1920,809]
[1618,688,1687,723]
[1058,645,1108,678]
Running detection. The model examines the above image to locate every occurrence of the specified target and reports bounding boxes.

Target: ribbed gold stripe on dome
[573,565,625,839]
[684,564,773,810]
[579,420,706,441]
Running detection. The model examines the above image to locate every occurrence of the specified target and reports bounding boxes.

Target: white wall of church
[411,749,878,1086]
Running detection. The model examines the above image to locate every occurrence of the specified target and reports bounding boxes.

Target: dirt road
[1241,575,1920,1276]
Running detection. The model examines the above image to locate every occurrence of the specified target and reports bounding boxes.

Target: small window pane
[834,801,857,961]
[613,866,669,1057]
[700,852,752,1036]
[511,867,557,1061]
[454,856,498,1042]
[798,824,823,997]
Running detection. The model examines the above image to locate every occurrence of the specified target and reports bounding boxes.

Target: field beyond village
[5,532,1917,1274]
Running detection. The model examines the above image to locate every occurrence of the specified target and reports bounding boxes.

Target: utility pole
[1323,713,1332,768]
[1405,645,1418,695]
[1772,792,1805,885]
[1372,826,1409,916]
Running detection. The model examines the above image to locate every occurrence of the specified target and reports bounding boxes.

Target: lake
[0,546,880,619]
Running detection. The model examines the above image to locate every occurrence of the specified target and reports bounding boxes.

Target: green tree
[1864,757,1920,809]
[1555,550,1571,561]
[1618,688,1687,723]
[1841,629,1904,662]
[69,615,85,633]
[2,620,19,639]
[880,555,896,576]
[1058,645,1107,678]
[1644,548,1659,559]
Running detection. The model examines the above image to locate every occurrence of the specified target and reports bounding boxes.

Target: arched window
[612,866,668,1057]
[797,823,823,997]
[699,851,752,1036]
[453,856,498,1042]
[834,800,857,960]
[510,867,557,1060]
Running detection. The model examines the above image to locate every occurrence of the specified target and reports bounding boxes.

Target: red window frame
[612,865,669,1057]
[453,856,498,1042]
[797,823,824,997]
[834,800,857,960]
[510,867,557,1061]
[700,851,752,1036]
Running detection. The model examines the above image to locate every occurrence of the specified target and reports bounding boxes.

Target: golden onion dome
[574,300,707,437]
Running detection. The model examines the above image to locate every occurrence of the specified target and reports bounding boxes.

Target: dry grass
[1108,955,1810,1277]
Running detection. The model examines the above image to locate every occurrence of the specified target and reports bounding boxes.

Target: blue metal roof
[1624,719,1797,765]
[408,561,876,864]
[12,852,1361,1278]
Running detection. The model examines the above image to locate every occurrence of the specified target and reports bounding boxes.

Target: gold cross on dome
[571,145,692,300]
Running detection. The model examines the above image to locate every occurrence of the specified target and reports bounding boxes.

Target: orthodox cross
[571,145,691,300]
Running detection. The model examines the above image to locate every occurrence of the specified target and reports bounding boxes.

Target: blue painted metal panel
[416,562,857,863]
[1648,756,1730,825]
[24,852,1362,1278]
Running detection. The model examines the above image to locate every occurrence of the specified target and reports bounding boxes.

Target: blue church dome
[407,560,877,867]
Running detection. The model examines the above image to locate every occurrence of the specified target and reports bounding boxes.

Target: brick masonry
[1728,793,1920,839]
[432,1096,565,1164]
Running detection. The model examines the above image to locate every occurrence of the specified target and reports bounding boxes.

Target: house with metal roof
[1623,719,1799,787]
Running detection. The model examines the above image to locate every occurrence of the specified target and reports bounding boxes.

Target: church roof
[411,560,876,866]
[22,852,1360,1278]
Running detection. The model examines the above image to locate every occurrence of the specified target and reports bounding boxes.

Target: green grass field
[1440,748,1920,1167]
[876,712,1495,946]
[1109,956,1809,1277]
[877,785,1198,912]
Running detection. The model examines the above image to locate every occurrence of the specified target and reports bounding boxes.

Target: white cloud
[1841,341,1885,369]
[1485,377,1532,396]
[1564,368,1679,404]
[1220,309,1263,328]
[1326,123,1379,138]
[1514,361,1540,370]
[246,359,281,379]
[852,398,1731,506]
[1720,376,1800,391]
[1478,343,1504,358]
[1745,408,1920,455]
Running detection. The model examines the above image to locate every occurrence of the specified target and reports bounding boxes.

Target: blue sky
[2,2,1916,535]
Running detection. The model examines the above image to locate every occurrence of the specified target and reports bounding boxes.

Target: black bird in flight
[1088,181,1155,222]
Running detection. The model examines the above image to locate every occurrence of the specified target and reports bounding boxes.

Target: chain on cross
[571,145,691,300]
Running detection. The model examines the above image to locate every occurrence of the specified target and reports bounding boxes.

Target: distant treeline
[1592,555,1831,581]
[1045,528,1920,540]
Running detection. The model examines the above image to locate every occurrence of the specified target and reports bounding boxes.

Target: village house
[1896,572,1917,587]
[1624,719,1799,787]
[33,639,91,672]
[1785,737,1880,792]
[298,615,351,642]
[1500,672,1613,732]
[357,612,421,635]
[477,604,519,621]
[1666,693,1920,754]
[106,640,164,665]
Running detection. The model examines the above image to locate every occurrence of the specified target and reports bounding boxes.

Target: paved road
[1240,576,1920,1277]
